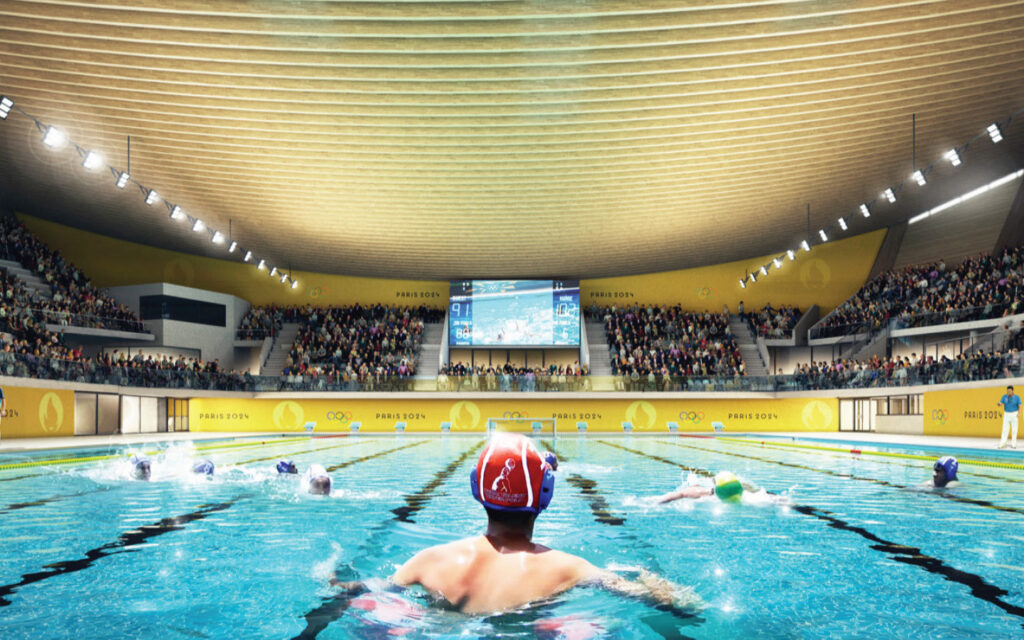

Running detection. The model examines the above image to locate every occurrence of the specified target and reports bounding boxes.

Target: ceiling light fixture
[192,219,205,233]
[838,217,848,231]
[945,149,961,167]
[244,251,253,263]
[115,171,130,189]
[81,150,104,171]
[800,240,810,252]
[145,189,160,205]
[859,204,870,218]
[911,170,926,186]
[42,126,67,149]
[0,96,12,119]
[787,249,796,261]
[987,123,1003,143]
[169,205,186,221]
[228,241,238,253]
[211,231,225,244]
[883,188,896,203]
[257,259,266,271]
[773,258,782,269]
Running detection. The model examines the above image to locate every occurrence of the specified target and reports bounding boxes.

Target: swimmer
[542,451,559,471]
[385,433,697,614]
[656,471,744,504]
[276,459,298,474]
[129,454,151,481]
[192,459,215,476]
[931,456,960,489]
[304,464,333,495]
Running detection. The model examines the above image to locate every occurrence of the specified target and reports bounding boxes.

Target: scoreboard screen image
[448,280,580,347]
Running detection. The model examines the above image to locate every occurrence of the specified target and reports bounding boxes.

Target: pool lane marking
[392,441,484,522]
[663,439,1024,517]
[540,440,625,526]
[715,437,1024,484]
[715,436,1024,472]
[292,440,483,640]
[0,436,315,472]
[0,495,250,607]
[599,440,1024,626]
[324,439,429,473]
[234,439,365,467]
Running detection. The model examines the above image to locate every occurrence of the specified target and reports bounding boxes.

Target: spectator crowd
[0,216,145,333]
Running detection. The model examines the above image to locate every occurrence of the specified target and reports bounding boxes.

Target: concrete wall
[107,283,254,371]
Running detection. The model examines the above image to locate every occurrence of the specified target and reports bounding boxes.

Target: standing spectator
[998,385,1020,449]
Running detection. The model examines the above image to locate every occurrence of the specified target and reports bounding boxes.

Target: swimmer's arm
[656,486,713,503]
[575,562,701,611]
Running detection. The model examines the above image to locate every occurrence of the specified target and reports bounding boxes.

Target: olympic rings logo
[307,286,331,299]
[678,410,705,423]
[326,411,352,423]
[931,409,949,425]
[502,410,529,419]
[695,287,716,299]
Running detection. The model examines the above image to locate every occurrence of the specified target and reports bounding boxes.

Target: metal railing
[1,348,1021,393]
[8,306,148,333]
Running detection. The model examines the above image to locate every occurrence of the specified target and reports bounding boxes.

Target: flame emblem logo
[799,259,831,290]
[625,401,657,430]
[163,258,196,287]
[801,400,834,429]
[38,392,64,433]
[449,401,481,431]
[273,401,305,430]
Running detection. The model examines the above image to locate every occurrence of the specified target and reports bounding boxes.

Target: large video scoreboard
[448,280,580,347]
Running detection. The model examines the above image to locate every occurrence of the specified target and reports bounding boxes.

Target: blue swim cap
[276,459,298,474]
[129,455,151,480]
[193,459,215,476]
[542,451,559,471]
[934,456,958,484]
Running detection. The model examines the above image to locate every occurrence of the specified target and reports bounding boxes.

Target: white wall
[107,283,253,371]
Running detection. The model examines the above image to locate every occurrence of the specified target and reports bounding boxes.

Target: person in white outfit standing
[998,385,1020,449]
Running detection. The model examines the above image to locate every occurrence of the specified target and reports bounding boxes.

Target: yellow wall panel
[19,213,881,314]
[190,397,838,433]
[0,385,75,438]
[923,384,1014,437]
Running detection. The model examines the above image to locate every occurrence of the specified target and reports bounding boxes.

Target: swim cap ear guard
[541,451,559,471]
[934,456,958,485]
[470,434,555,514]
[276,460,298,474]
[713,471,743,503]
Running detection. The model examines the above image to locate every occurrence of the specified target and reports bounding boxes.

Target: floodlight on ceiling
[859,204,870,218]
[145,189,160,206]
[291,279,299,290]
[257,259,266,271]
[945,149,961,167]
[786,249,796,261]
[115,171,130,189]
[211,231,225,245]
[269,266,278,277]
[818,229,828,242]
[773,258,782,269]
[244,251,253,263]
[192,219,205,233]
[228,241,238,253]
[987,124,1003,143]
[838,217,848,231]
[800,240,810,252]
[81,150,104,171]
[169,205,186,221]
[0,96,12,119]
[760,265,768,276]
[749,271,757,283]
[911,170,927,186]
[739,278,746,289]
[280,272,288,284]
[883,188,896,203]
[42,126,67,149]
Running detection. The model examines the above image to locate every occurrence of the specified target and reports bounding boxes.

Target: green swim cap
[714,471,743,503]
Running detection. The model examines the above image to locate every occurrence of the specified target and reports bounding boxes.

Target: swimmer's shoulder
[393,536,483,585]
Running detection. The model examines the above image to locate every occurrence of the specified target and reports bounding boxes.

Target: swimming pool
[1,434,1023,639]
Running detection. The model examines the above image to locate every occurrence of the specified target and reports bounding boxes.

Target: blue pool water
[1,434,1023,639]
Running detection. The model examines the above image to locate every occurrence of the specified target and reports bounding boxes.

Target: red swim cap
[471,433,554,513]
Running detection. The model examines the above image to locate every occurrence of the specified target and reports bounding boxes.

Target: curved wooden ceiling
[0,0,1023,280]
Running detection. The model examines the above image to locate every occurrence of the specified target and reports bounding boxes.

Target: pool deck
[1,430,1021,457]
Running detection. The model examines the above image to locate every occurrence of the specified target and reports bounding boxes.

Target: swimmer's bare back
[392,535,602,614]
